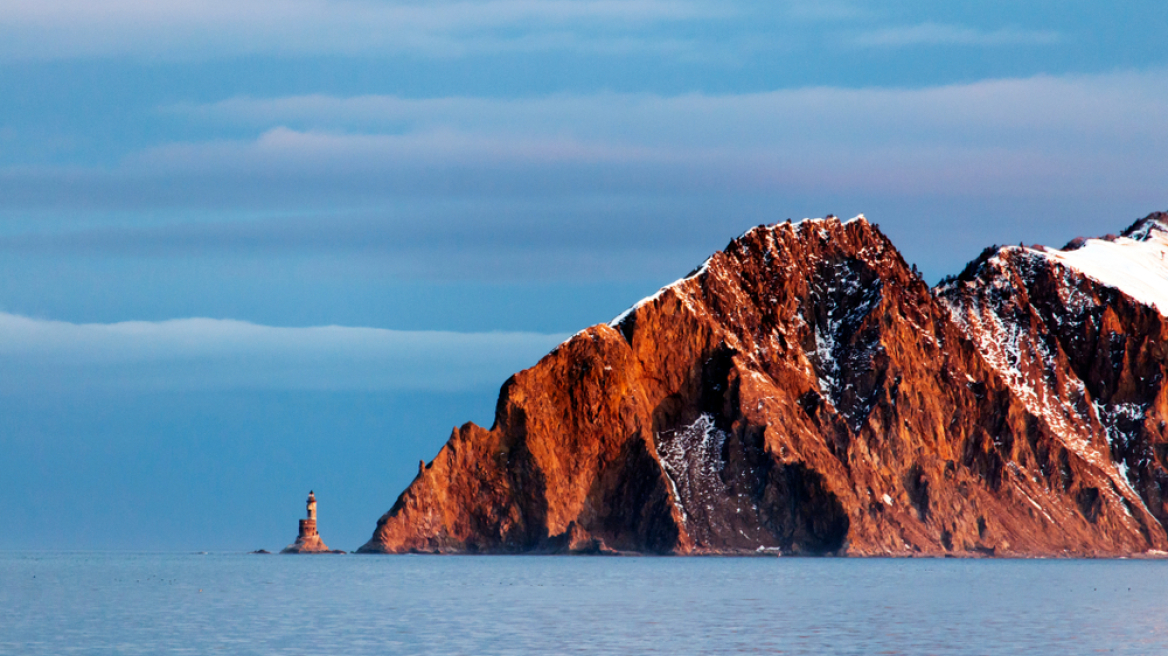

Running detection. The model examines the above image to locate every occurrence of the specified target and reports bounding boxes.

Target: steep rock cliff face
[938,213,1168,544]
[359,213,1168,556]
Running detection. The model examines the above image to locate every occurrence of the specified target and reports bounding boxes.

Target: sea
[3,552,1166,655]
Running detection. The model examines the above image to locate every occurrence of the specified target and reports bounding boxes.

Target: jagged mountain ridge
[359,212,1168,556]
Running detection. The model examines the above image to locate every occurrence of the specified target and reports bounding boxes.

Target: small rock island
[282,490,343,554]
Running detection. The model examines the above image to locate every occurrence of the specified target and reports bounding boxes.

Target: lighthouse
[281,490,339,553]
[299,490,318,539]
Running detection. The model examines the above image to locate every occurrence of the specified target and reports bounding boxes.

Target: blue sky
[2,0,1166,550]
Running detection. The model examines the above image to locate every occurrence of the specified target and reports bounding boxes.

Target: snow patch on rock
[655,413,727,525]
[1039,219,1168,316]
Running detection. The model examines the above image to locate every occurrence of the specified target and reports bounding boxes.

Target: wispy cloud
[173,71,1168,147]
[782,0,872,22]
[27,70,1168,200]
[1,71,1166,281]
[0,1,1072,64]
[0,312,568,391]
[0,0,721,59]
[853,22,1062,48]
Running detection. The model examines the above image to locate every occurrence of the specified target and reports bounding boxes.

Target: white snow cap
[1038,215,1168,316]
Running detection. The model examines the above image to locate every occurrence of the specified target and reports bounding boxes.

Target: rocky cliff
[938,213,1168,551]
[358,212,1168,556]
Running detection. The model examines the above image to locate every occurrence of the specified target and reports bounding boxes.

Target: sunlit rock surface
[360,212,1168,557]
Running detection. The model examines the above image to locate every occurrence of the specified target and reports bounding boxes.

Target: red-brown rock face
[359,213,1168,556]
[938,213,1168,548]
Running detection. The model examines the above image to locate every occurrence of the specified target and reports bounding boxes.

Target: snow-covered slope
[1040,214,1168,316]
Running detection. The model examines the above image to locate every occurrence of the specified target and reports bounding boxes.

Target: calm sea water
[2,552,1166,655]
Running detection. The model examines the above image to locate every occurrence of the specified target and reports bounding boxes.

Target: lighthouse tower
[299,490,318,539]
[281,489,337,553]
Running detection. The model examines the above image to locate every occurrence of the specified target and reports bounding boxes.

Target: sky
[2,0,1166,551]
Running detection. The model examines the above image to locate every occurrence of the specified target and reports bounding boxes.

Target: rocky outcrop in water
[283,491,345,553]
[359,213,1168,557]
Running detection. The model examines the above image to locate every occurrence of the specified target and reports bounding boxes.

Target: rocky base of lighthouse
[281,534,342,553]
[281,518,345,554]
